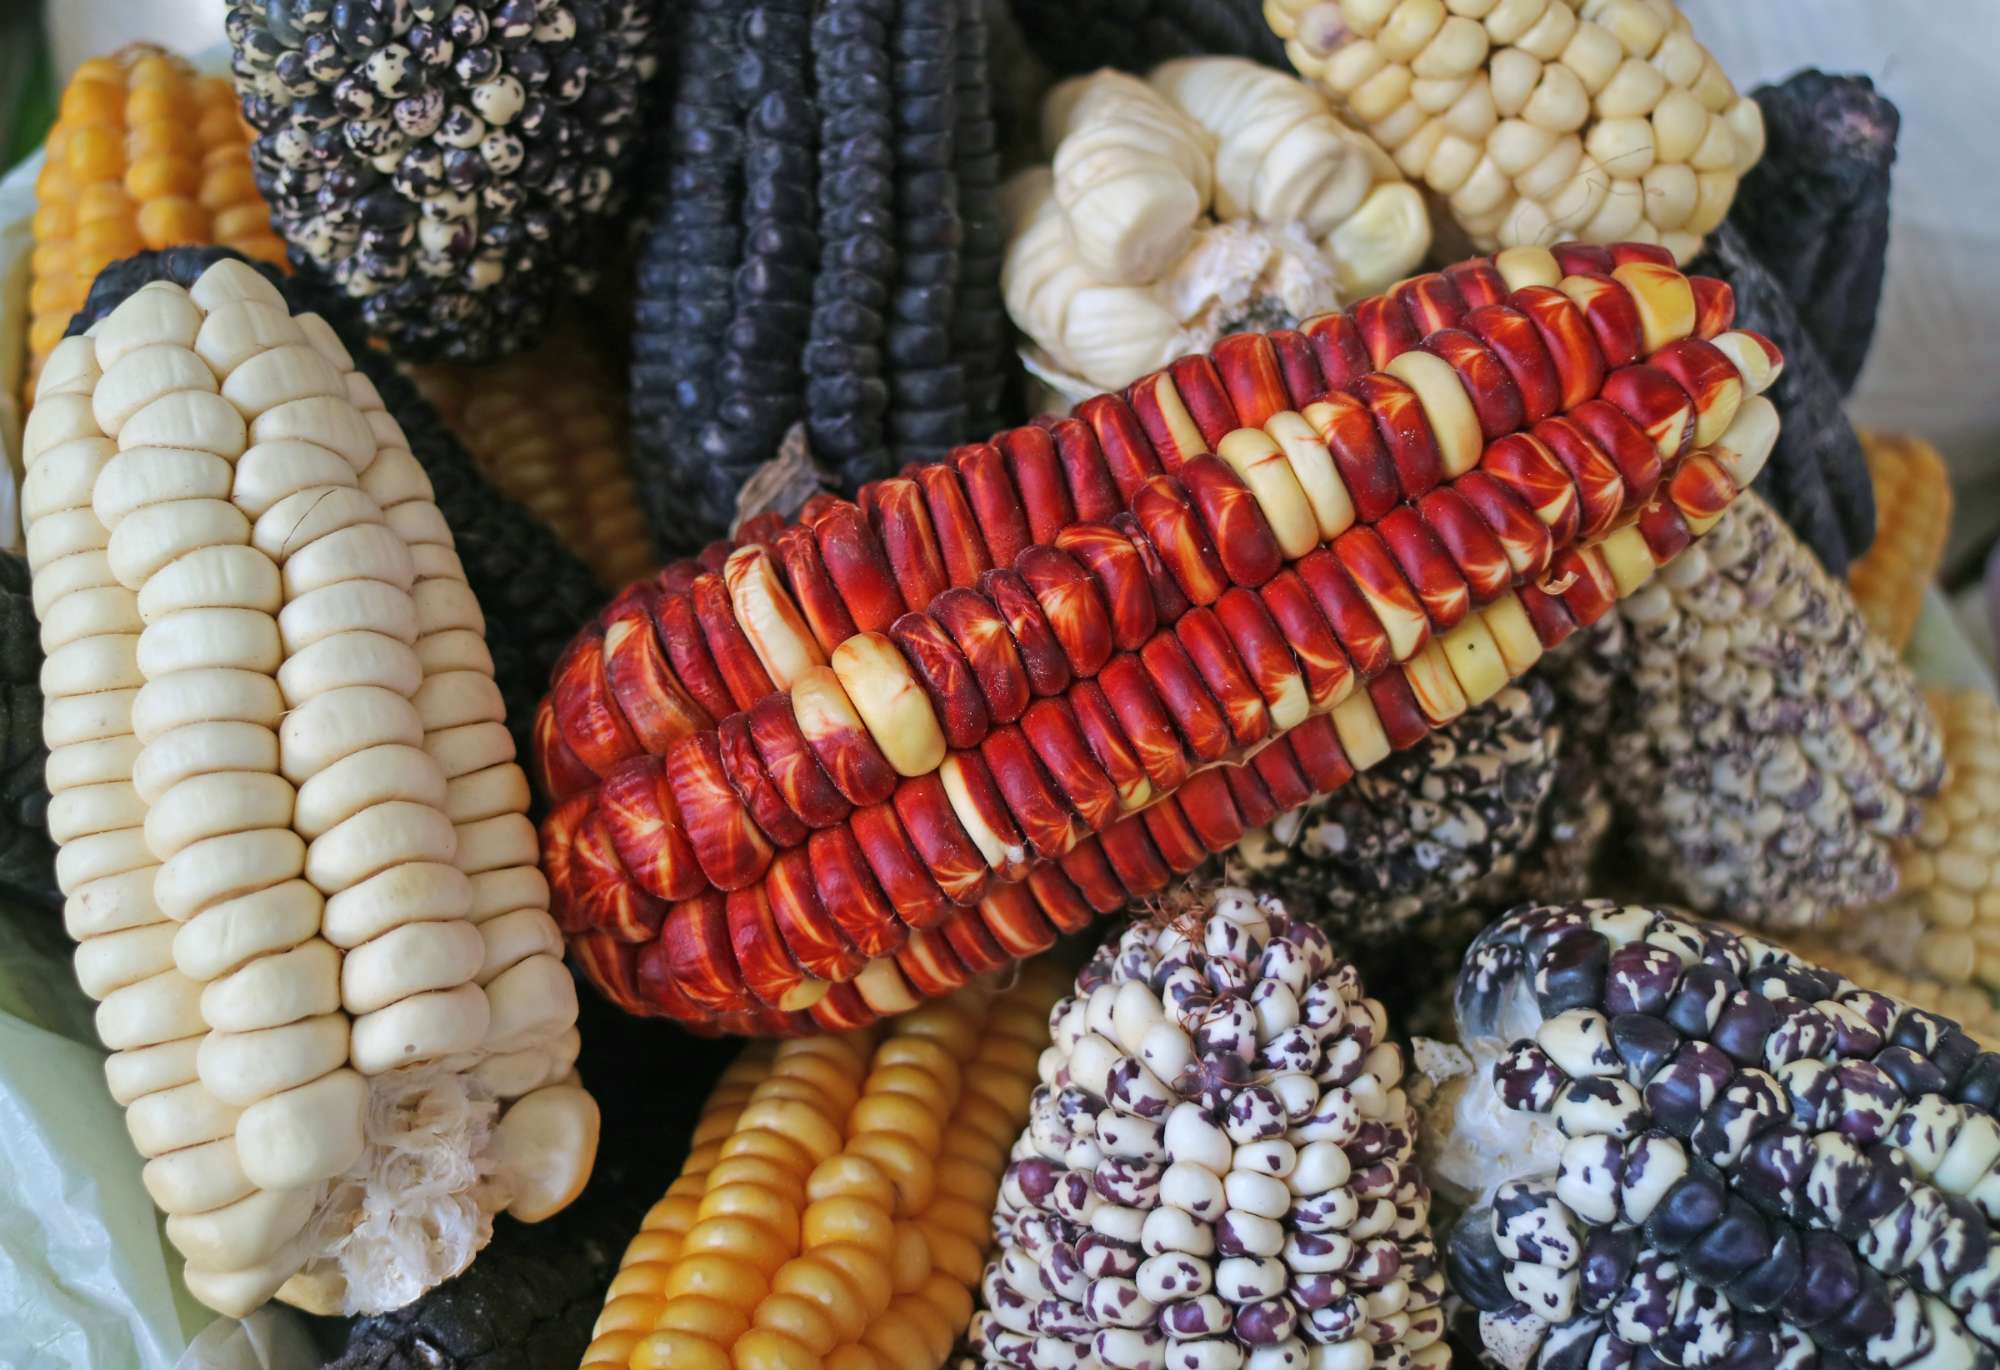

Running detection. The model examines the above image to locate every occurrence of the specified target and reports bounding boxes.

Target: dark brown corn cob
[1440,899,2000,1370]
[1731,71,1899,398]
[533,243,1782,1035]
[1692,221,1874,576]
[0,553,57,913]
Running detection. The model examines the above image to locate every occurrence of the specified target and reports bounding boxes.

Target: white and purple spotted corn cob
[1438,899,2000,1370]
[965,886,1444,1370]
[1551,494,1944,929]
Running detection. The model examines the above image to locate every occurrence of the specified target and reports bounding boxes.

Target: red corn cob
[539,244,1783,1031]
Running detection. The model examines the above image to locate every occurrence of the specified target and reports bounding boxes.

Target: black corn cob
[224,0,656,364]
[703,0,818,490]
[1693,223,1875,576]
[948,0,1009,435]
[1002,0,1286,77]
[1440,898,2000,1370]
[0,554,57,915]
[1237,678,1569,944]
[804,0,899,493]
[883,0,966,465]
[68,248,606,765]
[1731,71,1899,399]
[631,0,749,548]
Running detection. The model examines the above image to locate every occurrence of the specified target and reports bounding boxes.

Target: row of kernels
[28,48,283,394]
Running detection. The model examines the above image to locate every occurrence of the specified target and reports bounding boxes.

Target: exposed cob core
[23,257,592,1317]
[409,337,658,588]
[1849,434,1952,653]
[535,243,1778,1033]
[26,46,282,397]
[1550,492,1944,930]
[581,964,1069,1369]
[1264,0,1765,265]
[1437,899,2000,1370]
[967,888,1445,1370]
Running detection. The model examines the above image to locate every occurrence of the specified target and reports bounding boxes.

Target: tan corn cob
[1820,688,2000,992]
[27,47,283,399]
[581,964,1069,1370]
[409,339,658,589]
[1848,431,1953,651]
[1263,0,1765,264]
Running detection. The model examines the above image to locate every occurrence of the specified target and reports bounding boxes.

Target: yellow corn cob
[27,46,284,398]
[582,965,1069,1370]
[1849,430,1953,650]
[1777,929,2000,1051]
[409,339,658,587]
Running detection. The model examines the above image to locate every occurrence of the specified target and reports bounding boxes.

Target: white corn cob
[1004,58,1428,399]
[22,259,594,1319]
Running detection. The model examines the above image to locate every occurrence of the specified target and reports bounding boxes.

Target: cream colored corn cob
[409,340,657,588]
[27,47,283,398]
[1849,431,1953,652]
[23,259,591,1319]
[1264,0,1764,264]
[1005,58,1428,396]
[581,965,1070,1370]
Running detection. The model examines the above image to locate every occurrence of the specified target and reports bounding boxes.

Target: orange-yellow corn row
[410,337,659,588]
[582,964,1068,1370]
[26,46,284,397]
[1849,431,1953,651]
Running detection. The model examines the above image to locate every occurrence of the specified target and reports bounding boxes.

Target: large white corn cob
[23,258,593,1318]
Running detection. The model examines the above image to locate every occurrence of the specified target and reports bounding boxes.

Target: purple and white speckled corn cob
[1438,899,2000,1370]
[1552,495,1944,929]
[963,886,1445,1370]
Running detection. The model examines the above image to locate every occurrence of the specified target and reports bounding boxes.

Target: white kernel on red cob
[536,245,1778,1034]
[23,258,594,1319]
